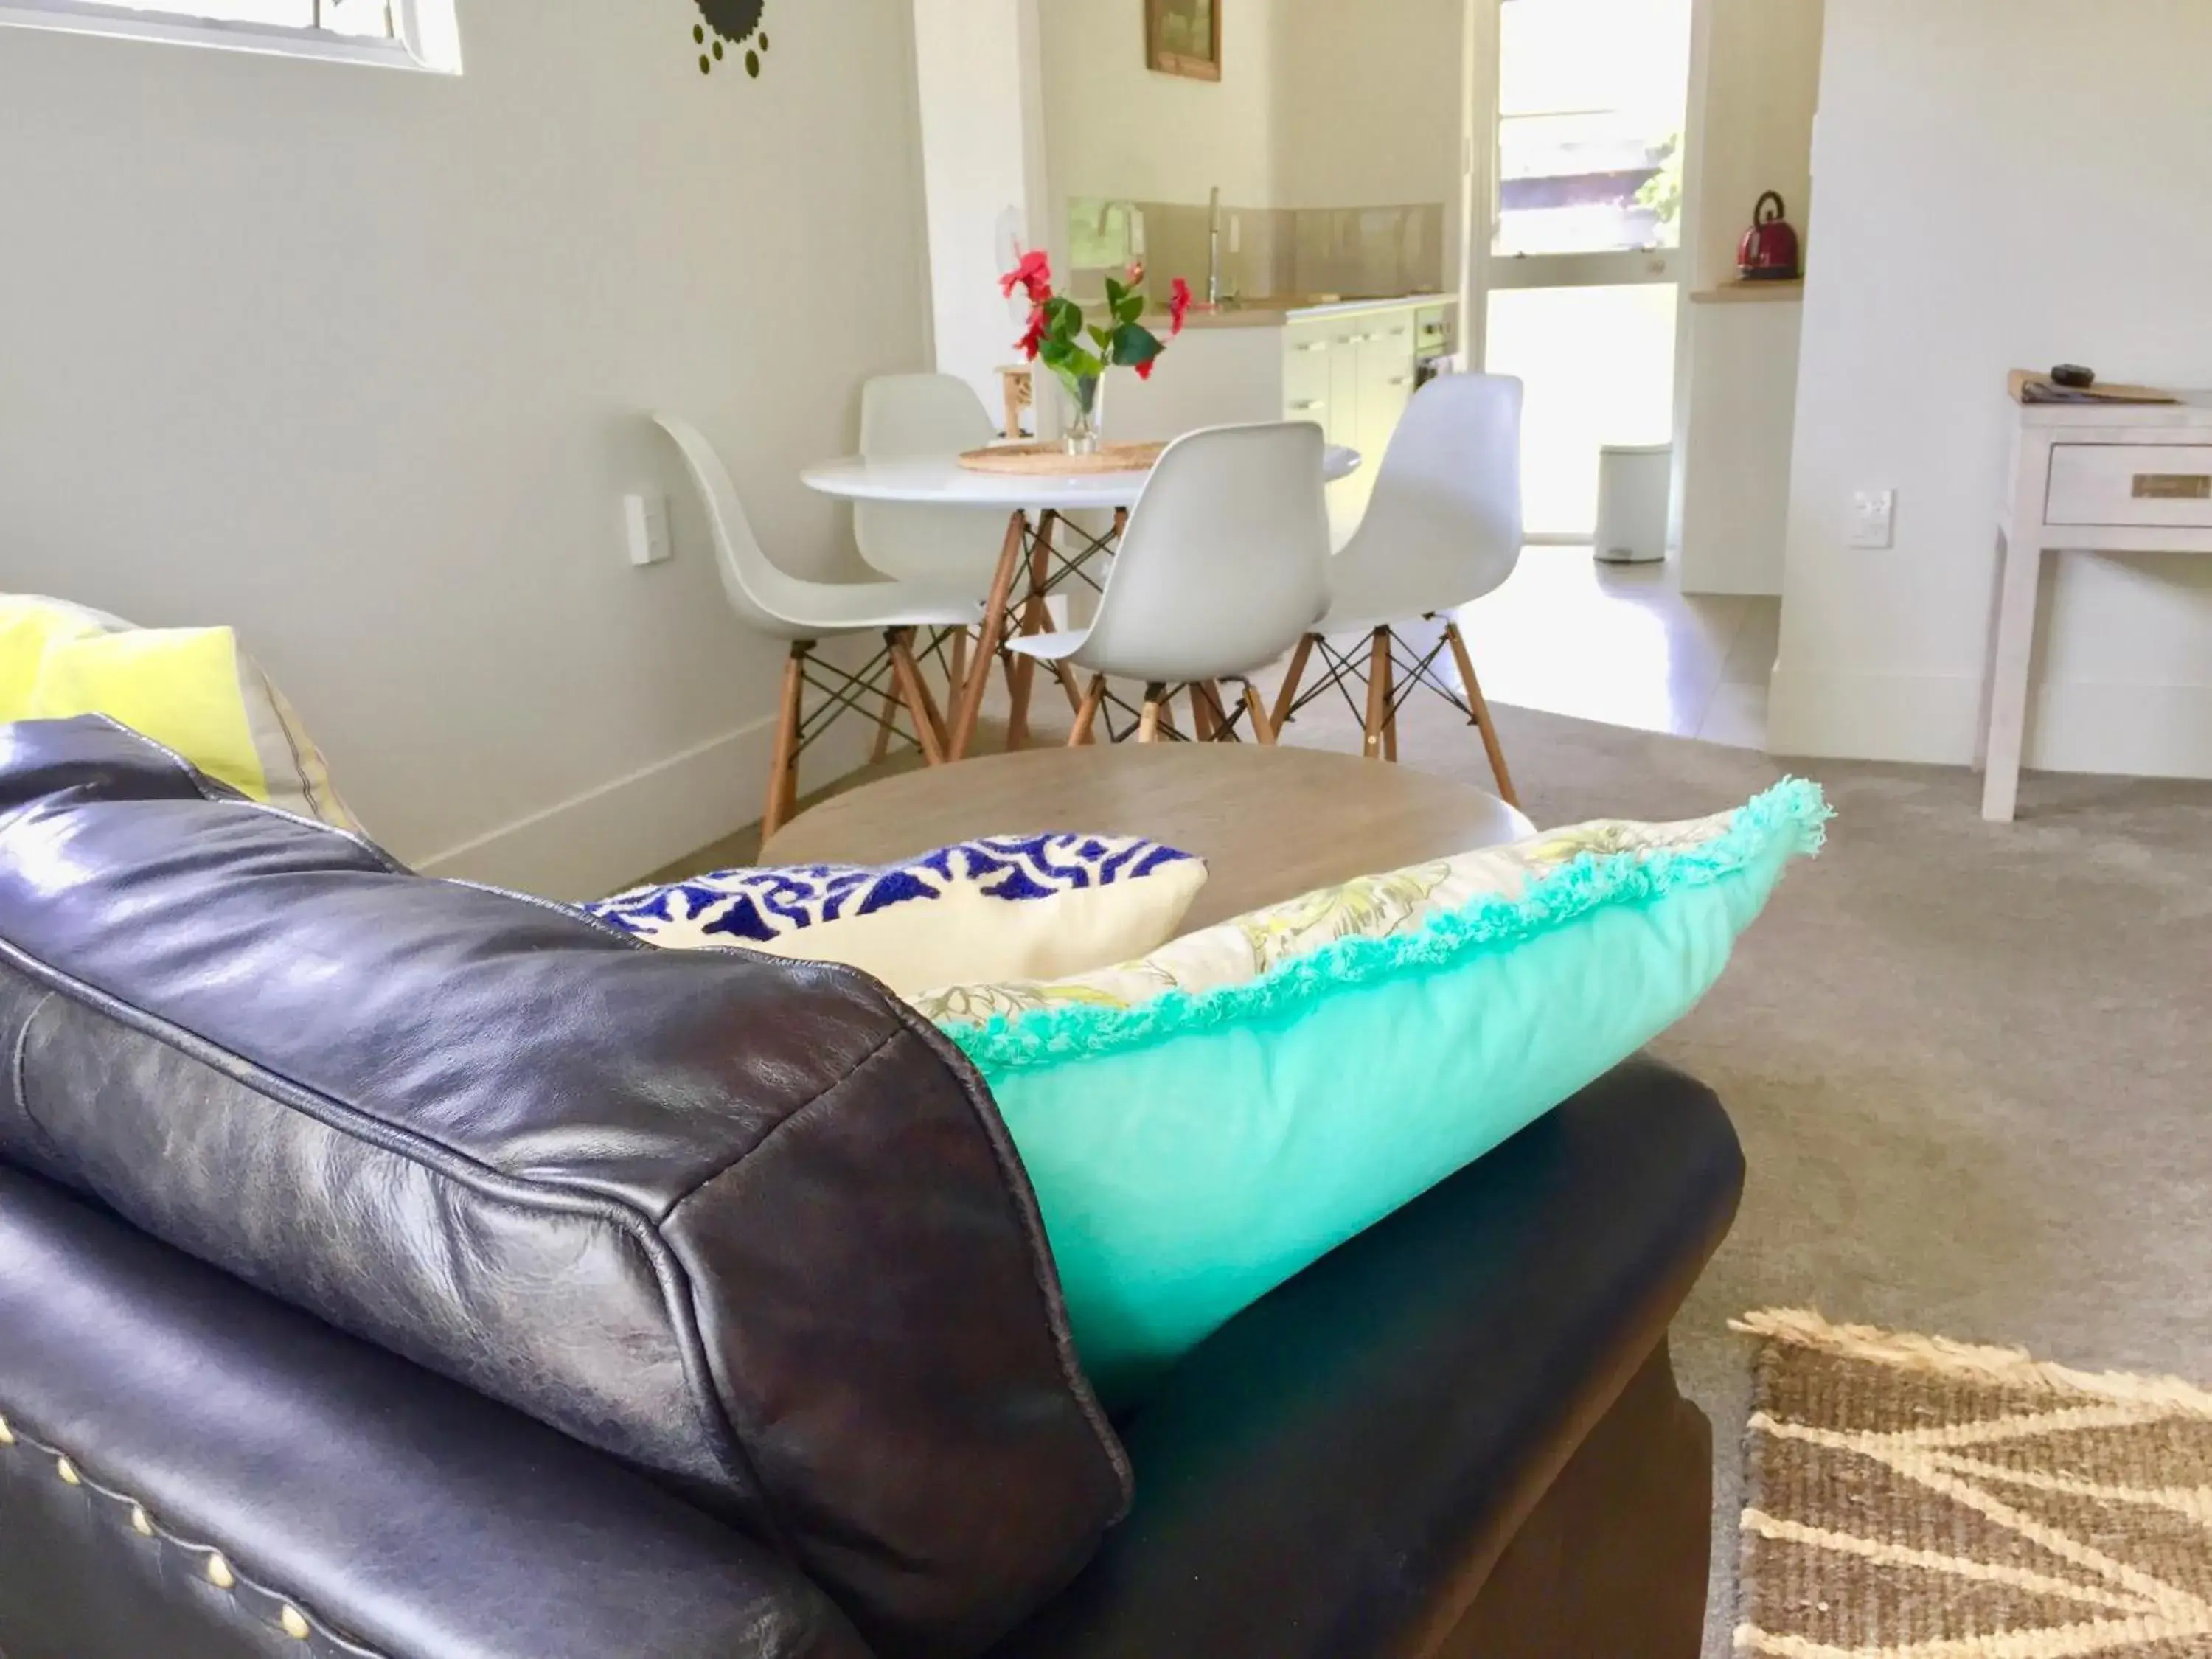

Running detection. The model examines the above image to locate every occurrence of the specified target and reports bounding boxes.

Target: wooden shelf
[1689,279,1805,305]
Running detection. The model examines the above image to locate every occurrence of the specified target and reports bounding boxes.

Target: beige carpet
[1284,686,2212,1658]
[671,664,2212,1656]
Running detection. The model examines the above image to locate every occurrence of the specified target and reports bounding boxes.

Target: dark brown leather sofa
[0,718,1742,1659]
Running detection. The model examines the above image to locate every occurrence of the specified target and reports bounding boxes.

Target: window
[0,0,462,71]
[1493,0,1691,257]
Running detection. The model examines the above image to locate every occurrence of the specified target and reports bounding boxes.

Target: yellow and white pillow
[0,594,357,830]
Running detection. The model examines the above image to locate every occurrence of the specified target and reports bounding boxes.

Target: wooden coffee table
[763,746,1535,933]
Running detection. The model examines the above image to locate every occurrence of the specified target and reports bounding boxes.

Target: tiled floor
[1451,546,1780,750]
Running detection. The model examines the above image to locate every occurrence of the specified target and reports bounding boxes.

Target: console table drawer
[2046,444,2212,527]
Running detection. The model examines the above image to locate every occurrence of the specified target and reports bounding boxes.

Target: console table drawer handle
[2135,473,2211,501]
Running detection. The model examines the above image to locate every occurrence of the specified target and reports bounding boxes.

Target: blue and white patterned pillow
[588,834,1208,995]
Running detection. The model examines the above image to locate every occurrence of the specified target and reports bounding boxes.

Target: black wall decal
[692,0,770,78]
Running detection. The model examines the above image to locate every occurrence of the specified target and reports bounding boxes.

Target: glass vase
[1061,372,1104,456]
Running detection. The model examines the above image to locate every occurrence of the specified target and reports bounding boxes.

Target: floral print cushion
[911,807,1737,1026]
[905,781,1830,1408]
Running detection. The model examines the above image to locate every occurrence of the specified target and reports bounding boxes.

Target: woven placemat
[959,441,1166,476]
[1733,1308,2212,1656]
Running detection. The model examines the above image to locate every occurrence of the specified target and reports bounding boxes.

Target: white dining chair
[654,414,981,838]
[1007,422,1332,745]
[1271,374,1524,804]
[855,375,1012,591]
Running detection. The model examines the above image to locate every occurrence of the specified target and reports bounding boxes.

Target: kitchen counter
[1107,293,1454,550]
[1687,279,1804,305]
[1142,292,1458,331]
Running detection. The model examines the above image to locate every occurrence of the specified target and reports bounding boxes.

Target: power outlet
[625,493,672,567]
[1849,489,1896,549]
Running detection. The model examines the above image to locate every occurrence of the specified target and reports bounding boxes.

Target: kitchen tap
[1207,186,1222,307]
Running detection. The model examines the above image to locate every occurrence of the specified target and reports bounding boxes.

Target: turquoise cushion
[931,780,1829,1407]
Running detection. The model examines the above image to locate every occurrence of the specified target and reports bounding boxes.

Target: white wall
[1270,0,1462,214]
[0,1,933,897]
[1683,0,1823,293]
[1040,0,1279,209]
[1673,0,1822,595]
[914,0,1051,410]
[1039,0,1461,216]
[1770,0,2212,779]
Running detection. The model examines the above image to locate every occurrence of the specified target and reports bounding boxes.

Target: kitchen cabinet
[1284,303,1429,543]
[1106,295,1454,544]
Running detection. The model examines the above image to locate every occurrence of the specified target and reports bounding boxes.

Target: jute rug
[1733,1309,2212,1657]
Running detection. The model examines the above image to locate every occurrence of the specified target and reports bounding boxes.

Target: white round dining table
[799,444,1362,510]
[799,444,1363,758]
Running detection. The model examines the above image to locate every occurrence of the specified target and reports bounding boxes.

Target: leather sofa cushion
[0,717,1131,1659]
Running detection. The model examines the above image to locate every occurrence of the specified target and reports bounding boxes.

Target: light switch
[1849,489,1896,549]
[625,493,672,567]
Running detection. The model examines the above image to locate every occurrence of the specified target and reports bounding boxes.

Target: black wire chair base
[1093,681,1262,746]
[790,627,967,761]
[1279,618,1484,735]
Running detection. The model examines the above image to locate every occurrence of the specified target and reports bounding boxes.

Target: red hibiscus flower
[1016,305,1048,361]
[1000,248,1054,305]
[1169,276,1193,336]
[1135,358,1157,380]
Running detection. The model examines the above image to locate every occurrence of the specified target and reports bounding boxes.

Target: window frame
[0,0,460,72]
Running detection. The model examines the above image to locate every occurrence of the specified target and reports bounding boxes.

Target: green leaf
[1103,275,1127,312]
[1088,324,1115,354]
[1110,323,1164,370]
[1113,287,1147,328]
[1039,339,1104,383]
[1042,296,1085,342]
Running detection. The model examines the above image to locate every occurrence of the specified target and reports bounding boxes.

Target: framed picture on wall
[1147,0,1221,81]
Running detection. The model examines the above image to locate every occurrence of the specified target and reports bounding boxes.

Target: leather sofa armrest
[987,1057,1744,1659]
[0,1165,871,1659]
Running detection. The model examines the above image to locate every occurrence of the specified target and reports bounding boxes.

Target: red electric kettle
[1737,191,1801,281]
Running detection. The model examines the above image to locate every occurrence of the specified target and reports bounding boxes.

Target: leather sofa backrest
[0,717,1130,1659]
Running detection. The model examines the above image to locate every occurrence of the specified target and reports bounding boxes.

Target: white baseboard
[414,721,779,902]
[415,716,887,904]
[1678,569,1784,599]
[1766,668,1983,765]
[2027,678,2212,782]
[1769,665,2212,781]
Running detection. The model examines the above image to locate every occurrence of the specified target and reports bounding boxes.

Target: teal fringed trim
[936,778,1832,1077]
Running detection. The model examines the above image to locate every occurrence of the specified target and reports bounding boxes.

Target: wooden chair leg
[1363,627,1391,759]
[1273,633,1318,731]
[1068,675,1107,746]
[869,682,901,765]
[1137,682,1168,744]
[1381,638,1399,763]
[950,512,1029,762]
[1006,511,1058,751]
[763,643,808,841]
[1445,620,1520,807]
[1051,660,1087,717]
[1242,681,1279,746]
[948,627,971,701]
[888,630,948,766]
[1188,684,1217,742]
[1197,681,1235,742]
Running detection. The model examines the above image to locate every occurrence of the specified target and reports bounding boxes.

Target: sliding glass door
[1467,0,1692,540]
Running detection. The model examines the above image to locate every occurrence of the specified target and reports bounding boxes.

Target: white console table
[1978,389,2212,821]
